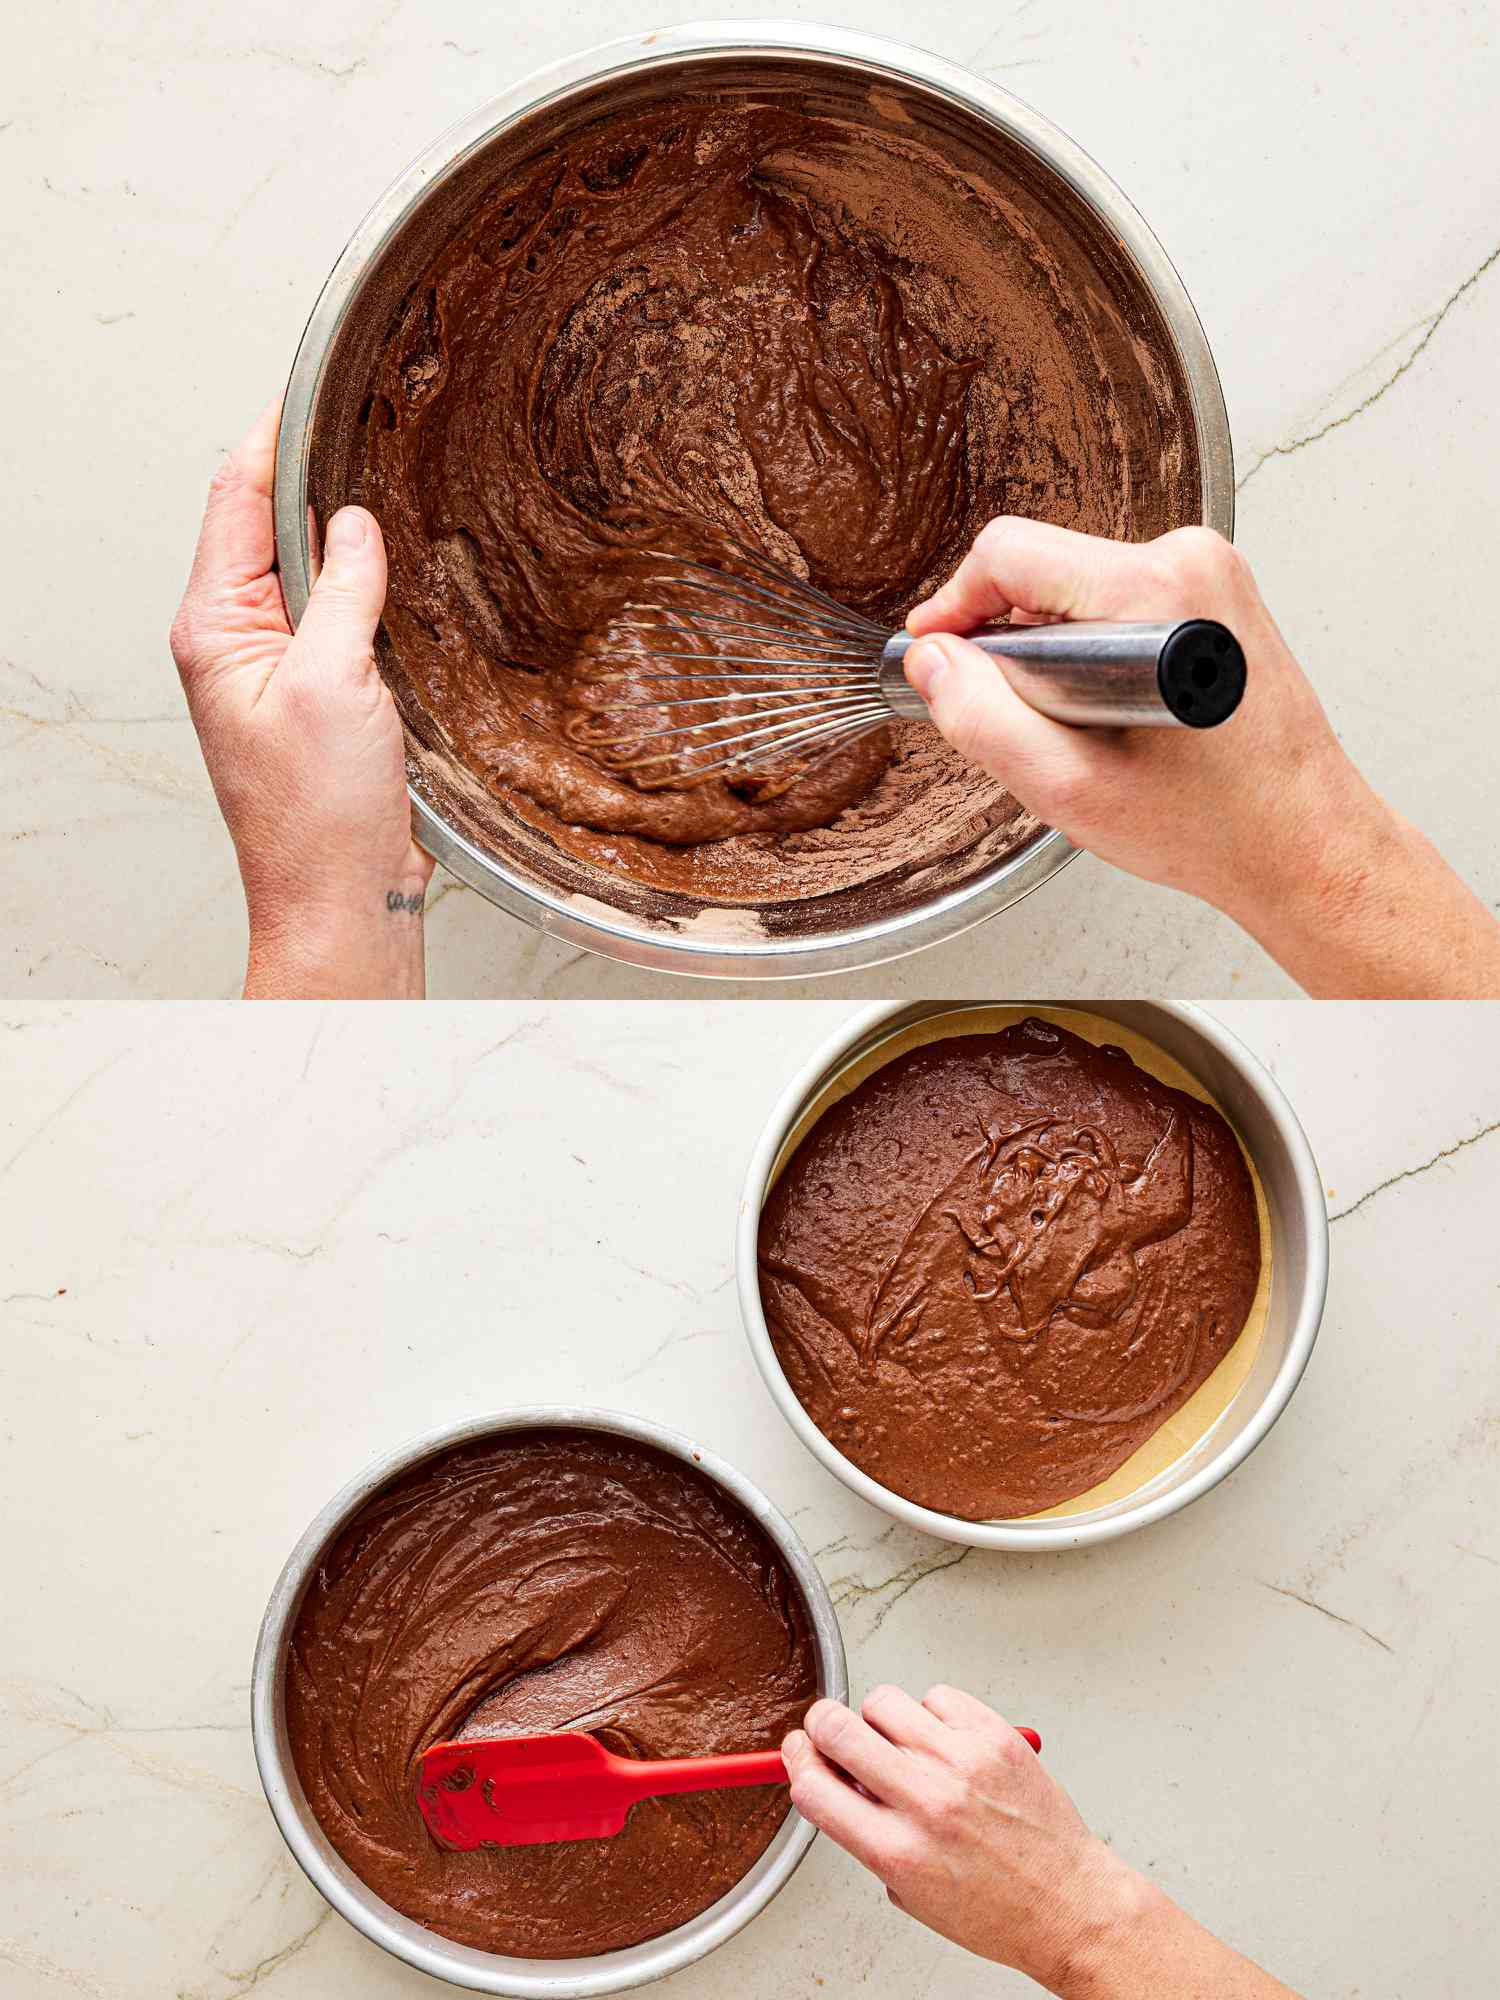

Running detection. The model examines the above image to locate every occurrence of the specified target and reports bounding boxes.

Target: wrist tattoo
[386,889,425,915]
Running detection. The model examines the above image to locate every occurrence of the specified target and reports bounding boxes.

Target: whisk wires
[569,544,894,787]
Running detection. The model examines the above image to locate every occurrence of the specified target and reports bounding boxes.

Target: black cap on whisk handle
[880,620,1246,729]
[1154,621,1248,727]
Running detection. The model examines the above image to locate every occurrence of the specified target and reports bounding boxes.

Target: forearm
[243,882,428,999]
[1212,765,1500,999]
[1051,1860,1300,2000]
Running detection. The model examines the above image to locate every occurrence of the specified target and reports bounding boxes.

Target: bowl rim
[736,1002,1329,1550]
[273,19,1232,978]
[250,1405,849,1995]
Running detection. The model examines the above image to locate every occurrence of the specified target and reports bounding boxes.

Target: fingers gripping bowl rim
[273,21,1234,979]
[250,1407,849,1996]
[736,1004,1328,1551]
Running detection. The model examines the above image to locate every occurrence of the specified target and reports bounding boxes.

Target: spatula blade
[418,1732,635,1850]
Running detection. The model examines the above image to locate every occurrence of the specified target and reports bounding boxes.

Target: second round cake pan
[737,1002,1328,1551]
[251,1407,848,1996]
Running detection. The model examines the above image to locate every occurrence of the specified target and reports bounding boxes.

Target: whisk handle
[881,620,1245,729]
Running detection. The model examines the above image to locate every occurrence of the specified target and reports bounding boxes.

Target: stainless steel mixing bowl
[737,1004,1327,1550]
[251,1407,848,1995]
[276,23,1234,978]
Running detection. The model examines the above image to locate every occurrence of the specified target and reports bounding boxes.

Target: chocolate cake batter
[758,1019,1260,1518]
[348,81,1201,907]
[286,1429,818,1957]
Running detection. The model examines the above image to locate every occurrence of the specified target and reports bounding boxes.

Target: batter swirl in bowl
[353,83,1202,905]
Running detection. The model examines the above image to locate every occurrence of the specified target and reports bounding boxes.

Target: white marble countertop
[3,1000,1498,1995]
[6,2,1500,996]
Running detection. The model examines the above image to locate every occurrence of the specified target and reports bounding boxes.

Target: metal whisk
[574,544,1246,786]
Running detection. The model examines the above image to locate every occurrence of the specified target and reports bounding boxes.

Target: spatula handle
[624,1748,787,1800]
[625,1729,1040,1803]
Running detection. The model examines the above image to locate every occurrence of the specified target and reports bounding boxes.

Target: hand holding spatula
[418,1726,1040,1849]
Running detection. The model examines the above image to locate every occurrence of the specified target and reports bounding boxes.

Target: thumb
[905,631,1082,786]
[293,506,387,669]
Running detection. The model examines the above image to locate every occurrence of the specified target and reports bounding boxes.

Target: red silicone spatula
[417,1726,1041,1850]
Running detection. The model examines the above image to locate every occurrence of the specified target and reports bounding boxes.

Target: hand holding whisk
[574,544,1247,786]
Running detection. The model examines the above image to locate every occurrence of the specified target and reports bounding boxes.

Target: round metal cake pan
[737,1004,1327,1551]
[251,1407,848,1995]
[275,21,1234,979]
